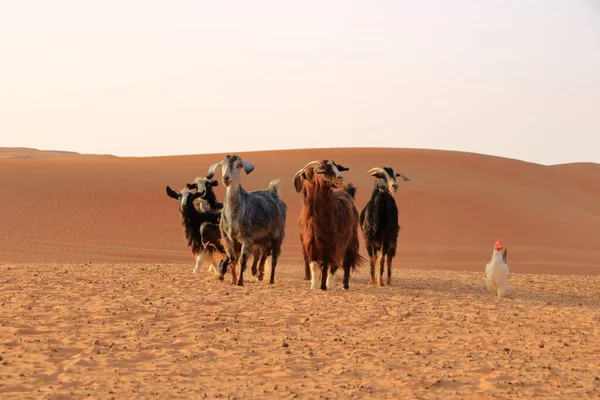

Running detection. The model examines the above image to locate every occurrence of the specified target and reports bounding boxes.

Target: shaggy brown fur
[294,161,363,290]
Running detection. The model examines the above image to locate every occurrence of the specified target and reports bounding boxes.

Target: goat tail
[345,253,365,272]
[267,179,281,195]
[354,254,366,271]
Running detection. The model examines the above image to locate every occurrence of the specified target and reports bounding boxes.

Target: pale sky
[1,0,599,164]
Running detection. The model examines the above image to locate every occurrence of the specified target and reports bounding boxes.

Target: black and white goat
[207,155,287,286]
[165,184,226,275]
[359,167,410,286]
[187,176,224,212]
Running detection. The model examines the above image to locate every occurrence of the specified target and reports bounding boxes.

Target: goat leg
[237,244,250,286]
[320,262,329,291]
[368,247,376,286]
[218,257,228,281]
[303,252,311,280]
[193,253,203,274]
[309,262,319,290]
[258,252,268,282]
[386,253,393,285]
[269,248,280,285]
[377,253,385,287]
[250,250,260,277]
[227,254,237,285]
[326,266,336,289]
[342,263,351,290]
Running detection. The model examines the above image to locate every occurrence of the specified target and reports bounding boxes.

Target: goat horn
[206,160,223,179]
[367,167,386,176]
[294,160,321,178]
[300,160,321,172]
[293,160,321,193]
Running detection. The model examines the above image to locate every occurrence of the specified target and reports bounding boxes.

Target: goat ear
[166,186,179,200]
[336,164,350,172]
[210,179,218,187]
[293,171,303,193]
[240,160,255,174]
[206,161,223,179]
[396,173,410,181]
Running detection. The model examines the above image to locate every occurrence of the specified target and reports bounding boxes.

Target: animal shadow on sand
[387,272,600,309]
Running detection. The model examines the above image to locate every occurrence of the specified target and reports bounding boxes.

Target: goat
[359,166,410,286]
[189,177,271,281]
[187,177,224,212]
[299,160,350,281]
[183,176,226,273]
[206,155,287,286]
[294,160,363,290]
[165,185,226,275]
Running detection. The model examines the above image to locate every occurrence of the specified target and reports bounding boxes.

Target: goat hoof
[217,275,224,281]
[269,279,274,285]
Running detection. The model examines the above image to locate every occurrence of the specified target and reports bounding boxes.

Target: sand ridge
[1,147,599,275]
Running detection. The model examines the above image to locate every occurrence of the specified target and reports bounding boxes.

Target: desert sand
[1,147,600,398]
[1,263,599,399]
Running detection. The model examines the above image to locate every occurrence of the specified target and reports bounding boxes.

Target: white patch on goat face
[180,191,189,208]
[383,170,398,193]
[194,178,208,195]
[221,161,239,187]
[329,162,343,180]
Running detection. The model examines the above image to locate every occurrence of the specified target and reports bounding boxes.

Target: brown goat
[294,160,363,290]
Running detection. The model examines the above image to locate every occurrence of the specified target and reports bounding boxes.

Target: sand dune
[1,147,599,274]
[0,147,115,160]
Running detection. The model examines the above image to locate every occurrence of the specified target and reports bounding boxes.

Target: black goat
[359,167,410,286]
[166,185,225,274]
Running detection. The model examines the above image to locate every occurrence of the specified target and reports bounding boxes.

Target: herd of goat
[165,154,410,291]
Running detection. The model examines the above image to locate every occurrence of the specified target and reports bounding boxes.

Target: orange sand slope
[0,263,599,399]
[1,147,599,275]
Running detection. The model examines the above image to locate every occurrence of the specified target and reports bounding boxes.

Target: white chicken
[484,238,510,303]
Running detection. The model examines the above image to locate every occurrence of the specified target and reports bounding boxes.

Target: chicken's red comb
[496,238,503,245]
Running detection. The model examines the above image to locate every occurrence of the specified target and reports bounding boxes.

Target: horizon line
[2,145,599,168]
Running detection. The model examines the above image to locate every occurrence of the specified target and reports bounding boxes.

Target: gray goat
[206,155,287,286]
